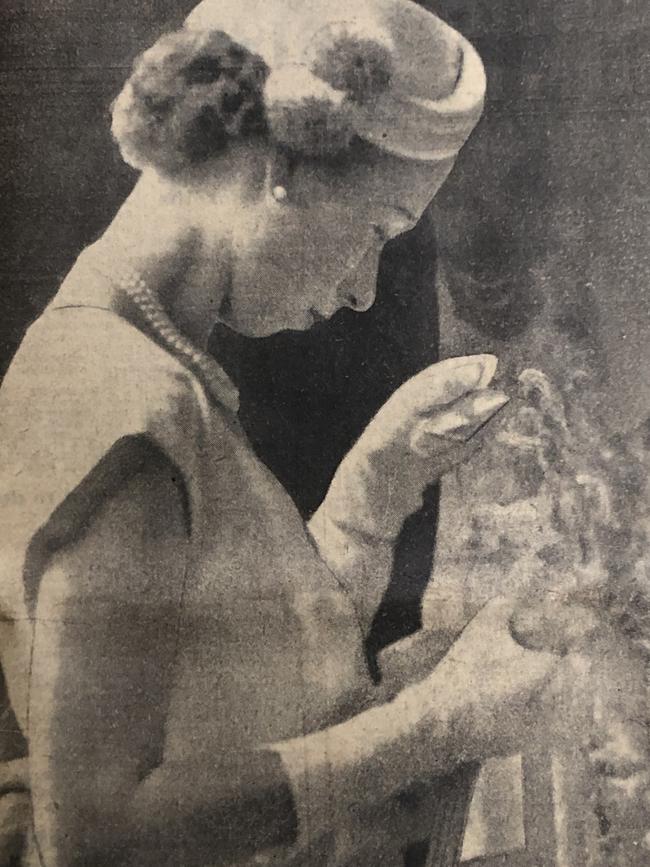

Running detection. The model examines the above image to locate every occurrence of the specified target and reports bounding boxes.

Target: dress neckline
[48,247,241,415]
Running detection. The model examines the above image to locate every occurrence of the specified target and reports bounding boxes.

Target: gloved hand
[421,596,559,763]
[309,354,508,630]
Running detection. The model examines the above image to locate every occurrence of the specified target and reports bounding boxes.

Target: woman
[0,1,557,864]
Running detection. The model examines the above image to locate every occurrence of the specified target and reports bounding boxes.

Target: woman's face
[219,148,456,337]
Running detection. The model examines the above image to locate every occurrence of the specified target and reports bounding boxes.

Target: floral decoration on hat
[264,22,395,157]
[263,65,357,157]
[309,21,395,105]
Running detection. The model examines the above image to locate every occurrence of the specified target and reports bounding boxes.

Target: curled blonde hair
[111,29,269,175]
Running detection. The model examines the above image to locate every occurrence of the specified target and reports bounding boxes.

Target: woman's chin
[219,311,315,338]
[264,317,316,336]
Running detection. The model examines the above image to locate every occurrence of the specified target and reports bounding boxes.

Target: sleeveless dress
[0,252,471,865]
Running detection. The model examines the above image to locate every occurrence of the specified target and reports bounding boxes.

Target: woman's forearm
[270,673,455,858]
[308,506,395,635]
[123,750,297,867]
[53,750,296,867]
[73,682,453,867]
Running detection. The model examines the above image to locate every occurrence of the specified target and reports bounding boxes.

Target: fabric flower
[264,64,356,156]
[309,22,394,105]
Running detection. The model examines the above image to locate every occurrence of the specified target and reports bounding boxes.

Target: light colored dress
[0,252,470,865]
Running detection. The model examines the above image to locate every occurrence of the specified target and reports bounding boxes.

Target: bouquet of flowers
[425,367,650,864]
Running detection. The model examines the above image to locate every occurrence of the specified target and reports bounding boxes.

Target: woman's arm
[28,440,299,866]
[29,439,557,866]
[308,356,506,634]
[27,438,453,866]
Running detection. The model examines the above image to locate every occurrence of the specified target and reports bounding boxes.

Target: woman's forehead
[288,143,453,221]
[338,153,444,210]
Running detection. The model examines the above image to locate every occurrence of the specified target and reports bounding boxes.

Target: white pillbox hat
[185,0,486,162]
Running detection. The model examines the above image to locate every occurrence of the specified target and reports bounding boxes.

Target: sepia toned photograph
[1,1,648,865]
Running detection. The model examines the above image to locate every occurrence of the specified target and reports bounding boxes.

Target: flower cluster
[445,369,650,864]
[263,65,357,158]
[311,23,394,105]
[265,23,393,157]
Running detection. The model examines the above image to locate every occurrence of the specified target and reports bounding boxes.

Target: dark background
[2,0,649,637]
[2,0,649,416]
[1,4,648,864]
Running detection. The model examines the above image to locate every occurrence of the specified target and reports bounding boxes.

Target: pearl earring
[272,185,288,202]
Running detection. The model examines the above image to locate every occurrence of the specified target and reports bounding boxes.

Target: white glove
[422,596,559,763]
[309,354,508,628]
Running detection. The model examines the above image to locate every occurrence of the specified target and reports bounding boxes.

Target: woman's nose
[341,287,375,312]
[338,251,380,312]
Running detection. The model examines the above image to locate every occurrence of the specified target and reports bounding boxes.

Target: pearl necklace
[119,269,240,414]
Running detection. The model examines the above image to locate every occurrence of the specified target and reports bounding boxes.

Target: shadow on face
[224,141,456,337]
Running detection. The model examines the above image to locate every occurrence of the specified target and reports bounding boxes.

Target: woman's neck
[92,173,234,350]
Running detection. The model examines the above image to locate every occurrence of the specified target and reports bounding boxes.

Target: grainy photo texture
[1,1,648,865]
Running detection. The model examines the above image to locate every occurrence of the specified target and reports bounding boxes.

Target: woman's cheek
[226,245,311,334]
[227,208,376,332]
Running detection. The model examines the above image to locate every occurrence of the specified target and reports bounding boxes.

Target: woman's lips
[309,307,328,324]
